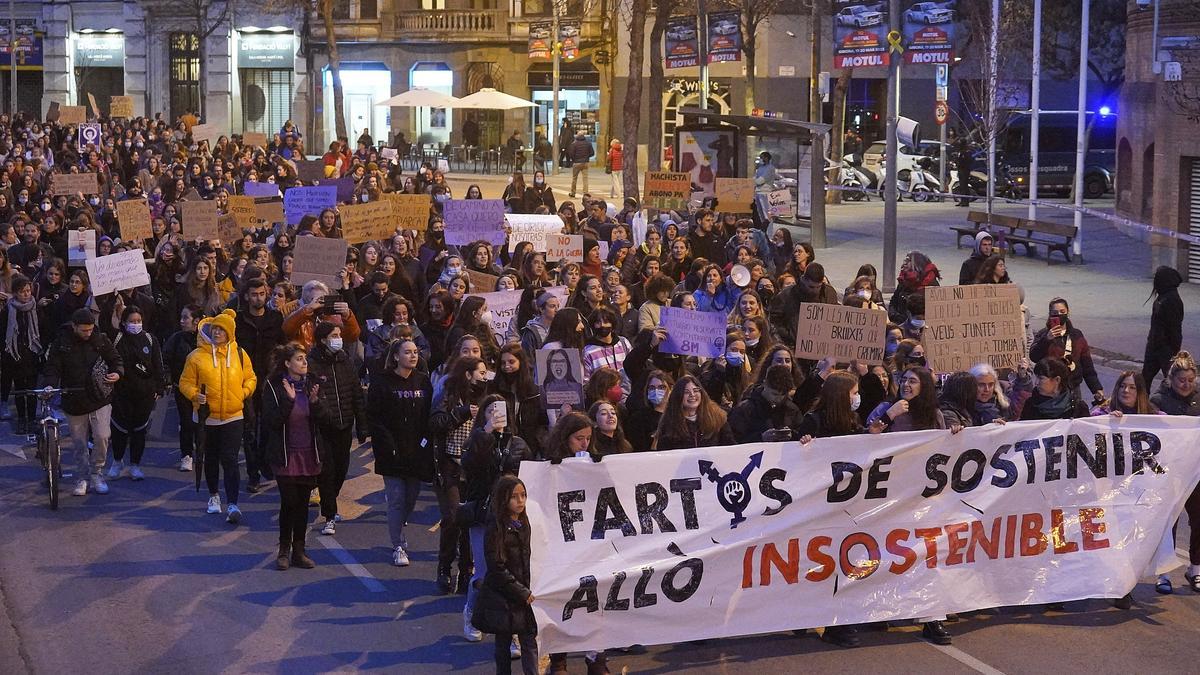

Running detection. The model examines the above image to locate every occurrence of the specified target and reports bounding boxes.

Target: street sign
[936,85,948,102]
[934,101,949,126]
[935,63,948,88]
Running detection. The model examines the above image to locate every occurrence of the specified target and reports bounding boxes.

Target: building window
[360,0,378,19]
[169,33,200,122]
[332,0,351,19]
[422,0,446,10]
[242,68,294,134]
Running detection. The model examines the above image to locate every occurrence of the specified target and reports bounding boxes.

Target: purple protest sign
[243,181,280,198]
[658,306,727,358]
[283,185,338,225]
[318,176,356,203]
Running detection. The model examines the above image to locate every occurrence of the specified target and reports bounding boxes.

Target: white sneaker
[179,456,193,472]
[226,504,242,524]
[90,476,109,495]
[509,636,521,659]
[73,479,88,496]
[392,546,410,567]
[129,465,145,481]
[320,519,336,536]
[206,495,222,514]
[463,608,482,642]
[106,462,127,480]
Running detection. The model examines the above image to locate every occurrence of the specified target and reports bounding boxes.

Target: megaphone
[897,116,921,148]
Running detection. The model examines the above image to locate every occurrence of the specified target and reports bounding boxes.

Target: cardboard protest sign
[243,181,279,198]
[444,199,507,246]
[715,177,755,213]
[505,213,565,252]
[51,172,99,196]
[86,249,151,296]
[793,303,888,364]
[658,306,727,358]
[47,101,60,123]
[190,123,221,146]
[59,105,87,125]
[68,229,96,267]
[381,148,399,164]
[115,198,152,243]
[546,234,584,263]
[923,284,1025,373]
[643,172,691,210]
[181,199,219,240]
[340,201,395,243]
[469,289,523,343]
[284,185,338,225]
[87,92,100,118]
[217,214,243,244]
[536,347,584,412]
[765,189,793,218]
[227,195,260,231]
[255,200,285,226]
[291,236,349,288]
[109,96,134,118]
[243,132,268,147]
[467,269,500,292]
[384,193,430,231]
[296,159,327,183]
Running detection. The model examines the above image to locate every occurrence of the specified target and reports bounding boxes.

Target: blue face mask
[726,352,744,367]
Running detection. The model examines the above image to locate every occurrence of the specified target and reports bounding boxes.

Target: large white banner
[523,417,1200,654]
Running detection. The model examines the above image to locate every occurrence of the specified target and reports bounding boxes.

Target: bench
[953,210,1078,263]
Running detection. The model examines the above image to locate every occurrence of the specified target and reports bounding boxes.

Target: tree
[647,0,684,174]
[825,67,852,204]
[727,0,789,115]
[622,0,650,198]
[267,0,347,141]
[1015,0,1126,107]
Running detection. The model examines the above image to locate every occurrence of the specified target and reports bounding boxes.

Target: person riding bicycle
[43,308,124,497]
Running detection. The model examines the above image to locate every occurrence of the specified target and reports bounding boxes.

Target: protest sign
[444,199,507,246]
[658,306,727,358]
[535,347,584,413]
[715,177,755,212]
[85,249,151,295]
[227,195,260,230]
[291,236,349,288]
[793,303,888,364]
[115,198,152,243]
[283,185,338,225]
[87,92,100,118]
[506,213,565,252]
[47,102,60,123]
[766,188,793,218]
[190,123,220,146]
[181,199,219,240]
[110,96,133,118]
[243,181,279,198]
[923,284,1025,373]
[217,214,243,244]
[643,172,692,210]
[243,131,268,147]
[296,159,327,183]
[469,289,523,343]
[255,200,285,226]
[546,234,584,263]
[524,416,1200,654]
[340,201,395,243]
[68,229,96,267]
[318,176,356,203]
[467,269,500,292]
[77,123,102,150]
[384,193,430,231]
[59,105,86,125]
[51,172,99,196]
[381,148,399,164]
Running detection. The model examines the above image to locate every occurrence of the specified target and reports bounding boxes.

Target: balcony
[393,10,510,42]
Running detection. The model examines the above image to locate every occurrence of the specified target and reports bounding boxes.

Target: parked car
[837,5,884,28]
[905,2,954,24]
[862,141,925,175]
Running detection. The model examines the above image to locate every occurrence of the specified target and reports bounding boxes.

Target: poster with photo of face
[536,347,584,414]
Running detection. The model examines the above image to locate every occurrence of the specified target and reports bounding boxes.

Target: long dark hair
[939,371,978,421]
[444,356,485,405]
[453,295,488,334]
[543,411,594,461]
[493,343,539,399]
[811,371,861,436]
[473,393,509,429]
[656,374,727,443]
[543,308,585,349]
[489,475,529,539]
[900,367,941,430]
[588,400,633,454]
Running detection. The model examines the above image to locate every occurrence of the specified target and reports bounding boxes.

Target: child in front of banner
[478,474,538,675]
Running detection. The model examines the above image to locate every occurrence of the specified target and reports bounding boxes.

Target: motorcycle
[897,156,942,202]
[827,153,873,201]
[949,164,1017,201]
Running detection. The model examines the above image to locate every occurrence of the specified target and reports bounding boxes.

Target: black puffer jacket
[462,429,531,503]
[484,517,535,616]
[729,384,803,441]
[1150,384,1200,417]
[307,343,367,433]
[367,368,435,480]
[112,331,167,400]
[43,325,125,416]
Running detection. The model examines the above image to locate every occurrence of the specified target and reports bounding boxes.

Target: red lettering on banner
[1020,513,1048,556]
[1004,514,1018,558]
[886,528,918,574]
[944,522,970,565]
[1051,509,1080,554]
[805,536,835,582]
[839,532,881,580]
[742,545,756,589]
[761,540,800,585]
[967,518,1001,562]
[1080,507,1110,550]
[914,527,943,568]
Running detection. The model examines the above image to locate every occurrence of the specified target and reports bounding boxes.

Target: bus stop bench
[953,211,1078,263]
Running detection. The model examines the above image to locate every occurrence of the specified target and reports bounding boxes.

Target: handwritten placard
[716,177,755,213]
[243,132,268,147]
[384,193,429,231]
[284,185,338,225]
[658,306,727,358]
[381,148,399,164]
[51,172,100,196]
[68,229,96,267]
[923,284,1025,373]
[444,199,507,246]
[87,92,100,118]
[85,249,151,296]
[766,189,793,219]
[243,181,279,198]
[505,213,565,252]
[546,234,584,263]
[469,289,523,343]
[340,201,395,243]
[292,236,349,288]
[318,176,356,203]
[467,269,500,292]
[227,195,260,230]
[115,198,152,243]
[190,123,220,146]
[59,105,87,125]
[643,172,691,210]
[181,199,219,240]
[255,200,285,226]
[793,303,888,364]
[109,95,134,118]
[217,214,243,244]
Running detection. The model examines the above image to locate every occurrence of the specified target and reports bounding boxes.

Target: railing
[394,10,509,40]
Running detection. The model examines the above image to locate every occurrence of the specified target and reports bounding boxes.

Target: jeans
[465,524,487,613]
[68,405,111,479]
[383,476,422,549]
[318,424,353,520]
[203,420,243,505]
[278,481,313,545]
[496,631,538,675]
[174,390,195,460]
[571,162,589,195]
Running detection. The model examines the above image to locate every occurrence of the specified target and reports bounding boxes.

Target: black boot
[822,624,860,648]
[436,566,452,595]
[922,620,952,645]
[585,653,610,675]
[291,539,315,568]
[276,543,291,570]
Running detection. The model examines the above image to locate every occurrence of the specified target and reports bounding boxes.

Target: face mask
[88,197,100,207]
[478,309,493,325]
[327,337,344,351]
[726,352,744,367]
[535,179,544,186]
[858,289,871,299]
[885,341,899,357]
[434,194,450,203]
[911,355,926,367]
[125,323,143,335]
[593,325,612,339]
[17,197,25,204]
[446,266,462,278]
[746,337,760,347]
[910,318,925,328]
[40,203,50,211]
[361,194,369,203]
[647,389,666,405]
[606,385,623,404]
[850,393,862,411]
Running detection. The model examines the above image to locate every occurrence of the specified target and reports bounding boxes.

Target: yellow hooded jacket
[178,309,257,424]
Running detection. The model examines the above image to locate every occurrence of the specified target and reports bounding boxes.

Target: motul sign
[906,51,952,64]
[834,54,889,68]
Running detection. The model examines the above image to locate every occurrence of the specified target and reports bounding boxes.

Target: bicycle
[15,387,80,510]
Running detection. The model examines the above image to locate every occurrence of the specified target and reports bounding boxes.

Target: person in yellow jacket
[179,309,257,524]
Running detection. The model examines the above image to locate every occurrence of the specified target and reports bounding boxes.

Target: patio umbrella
[455,88,537,110]
[374,88,460,108]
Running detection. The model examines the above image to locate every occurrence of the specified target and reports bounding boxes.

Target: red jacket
[607,145,624,171]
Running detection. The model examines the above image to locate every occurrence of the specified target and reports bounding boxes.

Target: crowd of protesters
[5,109,1195,675]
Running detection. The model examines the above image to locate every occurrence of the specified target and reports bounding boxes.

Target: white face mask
[745,337,760,347]
[125,323,143,335]
[850,393,861,411]
[327,337,344,351]
[478,309,493,325]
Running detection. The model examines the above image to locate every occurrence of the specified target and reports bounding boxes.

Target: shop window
[242,68,294,134]
[169,33,201,122]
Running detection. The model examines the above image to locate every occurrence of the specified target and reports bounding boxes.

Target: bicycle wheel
[45,426,60,511]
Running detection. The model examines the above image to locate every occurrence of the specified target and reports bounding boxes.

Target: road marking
[316,536,386,593]
[928,643,1007,675]
[0,443,27,460]
[393,599,415,620]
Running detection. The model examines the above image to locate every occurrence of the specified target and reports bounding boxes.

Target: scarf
[1032,389,1074,419]
[5,296,40,359]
